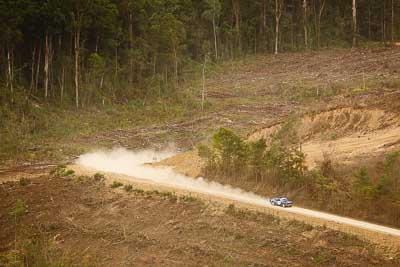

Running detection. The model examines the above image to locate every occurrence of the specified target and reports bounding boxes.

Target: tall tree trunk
[95,34,99,53]
[391,0,394,41]
[213,0,218,61]
[232,0,241,53]
[383,0,387,44]
[290,15,294,50]
[255,27,257,54]
[352,0,357,48]
[35,44,41,95]
[275,0,282,54]
[303,0,308,49]
[368,4,371,40]
[58,35,65,102]
[128,11,134,85]
[317,0,326,49]
[173,45,178,87]
[165,65,168,89]
[201,55,207,112]
[7,46,13,95]
[50,35,54,98]
[260,0,268,50]
[75,28,80,109]
[115,46,119,82]
[60,61,65,103]
[44,31,49,99]
[153,55,156,78]
[30,44,37,93]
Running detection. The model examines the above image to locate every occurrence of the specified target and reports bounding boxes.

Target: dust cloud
[77,148,268,206]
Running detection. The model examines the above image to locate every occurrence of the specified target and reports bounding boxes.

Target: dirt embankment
[152,151,202,178]
[249,107,400,168]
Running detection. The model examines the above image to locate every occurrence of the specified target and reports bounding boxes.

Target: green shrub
[133,188,145,194]
[211,128,248,176]
[50,165,67,176]
[378,151,400,195]
[57,164,67,169]
[10,199,26,218]
[63,169,75,176]
[159,191,174,198]
[19,177,30,186]
[124,184,133,192]
[200,127,307,188]
[225,203,236,214]
[110,181,123,188]
[146,190,160,196]
[352,167,378,200]
[181,195,198,203]
[93,173,105,182]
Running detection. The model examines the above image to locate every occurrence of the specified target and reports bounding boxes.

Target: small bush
[76,175,91,182]
[352,167,377,200]
[146,190,160,196]
[225,203,236,214]
[160,191,174,198]
[63,169,75,176]
[124,184,133,192]
[50,165,67,176]
[10,199,26,218]
[133,188,145,194]
[58,164,67,169]
[181,195,198,203]
[93,173,105,182]
[110,181,123,188]
[19,177,30,186]
[0,238,64,266]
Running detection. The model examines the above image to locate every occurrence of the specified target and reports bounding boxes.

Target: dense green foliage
[198,127,308,189]
[352,151,400,225]
[1,0,399,107]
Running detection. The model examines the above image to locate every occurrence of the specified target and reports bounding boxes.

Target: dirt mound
[153,150,202,178]
[299,108,399,141]
[250,108,400,168]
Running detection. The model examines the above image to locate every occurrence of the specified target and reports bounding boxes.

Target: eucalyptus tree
[67,0,93,108]
[275,0,284,54]
[352,0,357,47]
[203,0,222,61]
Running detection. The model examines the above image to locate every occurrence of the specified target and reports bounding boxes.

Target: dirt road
[73,149,400,250]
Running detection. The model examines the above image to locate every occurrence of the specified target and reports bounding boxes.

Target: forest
[1,0,399,108]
